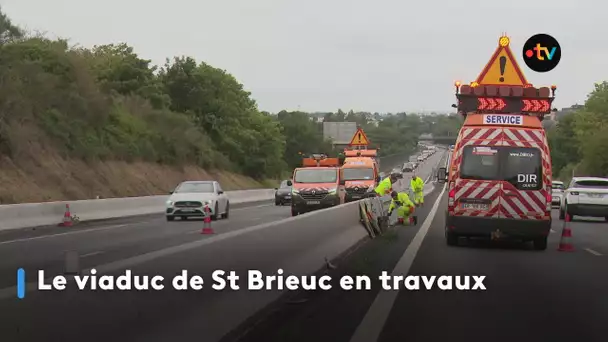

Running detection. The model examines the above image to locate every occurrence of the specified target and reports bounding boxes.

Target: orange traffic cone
[58,204,73,227]
[558,213,574,252]
[201,205,214,234]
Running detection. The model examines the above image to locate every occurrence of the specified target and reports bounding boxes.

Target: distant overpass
[419,134,457,145]
[430,136,457,144]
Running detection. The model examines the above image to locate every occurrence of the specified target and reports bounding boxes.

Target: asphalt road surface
[0,152,444,342]
[227,187,607,342]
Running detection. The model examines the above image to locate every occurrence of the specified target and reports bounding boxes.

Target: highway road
[0,151,444,341]
[227,190,608,342]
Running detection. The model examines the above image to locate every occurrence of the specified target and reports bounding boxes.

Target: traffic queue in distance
[436,34,557,250]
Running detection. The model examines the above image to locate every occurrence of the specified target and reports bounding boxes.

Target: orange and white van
[437,83,555,250]
[341,156,379,202]
[290,154,345,216]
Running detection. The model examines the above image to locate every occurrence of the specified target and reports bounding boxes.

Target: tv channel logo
[522,34,561,73]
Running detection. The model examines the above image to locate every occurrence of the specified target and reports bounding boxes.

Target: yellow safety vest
[374,177,392,196]
[389,192,414,211]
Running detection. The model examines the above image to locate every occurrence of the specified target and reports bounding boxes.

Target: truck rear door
[453,145,502,218]
[500,145,546,220]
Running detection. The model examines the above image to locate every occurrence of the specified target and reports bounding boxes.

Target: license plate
[307,201,321,205]
[589,193,603,198]
[181,209,196,212]
[461,203,489,211]
[285,195,291,199]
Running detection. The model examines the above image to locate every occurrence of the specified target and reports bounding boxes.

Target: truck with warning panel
[340,128,382,201]
[341,150,381,201]
[290,153,346,216]
[437,35,556,250]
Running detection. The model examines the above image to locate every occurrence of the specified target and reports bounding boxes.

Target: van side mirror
[339,179,346,186]
[287,180,293,186]
[169,191,173,194]
[437,167,447,183]
[217,190,224,195]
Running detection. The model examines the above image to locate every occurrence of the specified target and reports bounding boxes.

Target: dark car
[391,168,403,179]
[275,179,293,205]
[402,162,415,172]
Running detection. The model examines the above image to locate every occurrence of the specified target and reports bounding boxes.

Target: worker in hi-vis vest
[374,173,399,196]
[410,174,425,206]
[388,191,417,225]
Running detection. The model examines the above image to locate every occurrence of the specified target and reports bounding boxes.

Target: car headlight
[328,188,337,194]
[166,200,174,207]
[292,189,300,194]
[203,200,212,206]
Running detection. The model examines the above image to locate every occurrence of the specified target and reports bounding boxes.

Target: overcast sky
[1,0,604,113]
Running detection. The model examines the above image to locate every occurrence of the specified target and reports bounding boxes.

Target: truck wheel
[446,229,458,246]
[559,207,565,220]
[533,237,548,251]
[166,216,174,222]
[291,207,298,217]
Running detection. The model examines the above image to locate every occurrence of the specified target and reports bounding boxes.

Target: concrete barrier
[0,189,275,231]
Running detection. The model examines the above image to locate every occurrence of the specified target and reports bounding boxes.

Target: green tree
[80,43,170,108]
[0,6,24,44]
[159,56,285,177]
[548,81,608,179]
[277,111,334,170]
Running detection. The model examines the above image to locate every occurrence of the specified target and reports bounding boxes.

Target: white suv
[559,177,608,221]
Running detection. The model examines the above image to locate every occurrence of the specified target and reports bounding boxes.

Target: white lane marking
[550,229,556,233]
[584,248,602,256]
[0,223,141,246]
[0,203,275,246]
[349,184,446,342]
[81,251,104,258]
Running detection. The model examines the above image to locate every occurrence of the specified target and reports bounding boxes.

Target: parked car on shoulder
[165,181,229,221]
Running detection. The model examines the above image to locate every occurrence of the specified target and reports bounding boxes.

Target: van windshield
[460,146,542,190]
[294,169,337,183]
[343,168,374,180]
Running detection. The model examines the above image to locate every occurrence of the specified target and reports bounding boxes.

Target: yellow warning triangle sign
[349,128,370,146]
[476,36,529,86]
